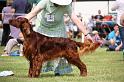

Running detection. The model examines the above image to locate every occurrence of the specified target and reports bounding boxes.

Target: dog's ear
[17,17,29,23]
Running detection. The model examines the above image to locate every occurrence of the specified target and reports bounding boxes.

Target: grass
[0,46,124,82]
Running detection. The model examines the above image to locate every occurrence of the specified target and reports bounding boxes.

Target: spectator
[106,24,122,51]
[11,0,31,17]
[94,10,104,22]
[64,14,73,38]
[111,0,124,52]
[9,25,21,39]
[1,3,13,46]
[120,13,124,59]
[91,30,105,46]
[72,23,80,38]
[1,0,32,55]
[94,10,105,37]
[87,15,96,33]
[7,0,30,45]
[25,0,92,76]
[1,32,24,56]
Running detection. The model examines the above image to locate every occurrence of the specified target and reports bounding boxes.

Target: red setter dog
[9,17,100,78]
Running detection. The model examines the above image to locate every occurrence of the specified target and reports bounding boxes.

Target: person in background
[64,14,73,38]
[11,0,32,17]
[87,15,96,33]
[94,10,104,36]
[1,32,24,56]
[94,10,104,22]
[1,3,13,46]
[120,13,124,59]
[106,24,122,51]
[24,0,92,76]
[91,30,104,46]
[2,0,32,56]
[111,0,124,56]
[9,25,21,39]
[6,0,30,47]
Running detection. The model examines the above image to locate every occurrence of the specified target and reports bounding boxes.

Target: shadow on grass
[16,74,75,78]
[40,73,75,77]
[18,73,75,78]
[115,59,124,61]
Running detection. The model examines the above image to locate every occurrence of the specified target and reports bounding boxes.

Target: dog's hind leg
[65,52,87,76]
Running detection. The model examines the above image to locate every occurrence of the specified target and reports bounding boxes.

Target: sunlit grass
[0,46,124,82]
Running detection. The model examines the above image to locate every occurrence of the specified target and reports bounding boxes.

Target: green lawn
[0,46,124,82]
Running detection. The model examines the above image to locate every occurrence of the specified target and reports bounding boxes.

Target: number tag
[46,13,54,22]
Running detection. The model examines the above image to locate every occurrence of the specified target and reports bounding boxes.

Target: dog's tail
[76,39,100,55]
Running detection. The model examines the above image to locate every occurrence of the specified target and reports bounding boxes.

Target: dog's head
[9,17,32,35]
[79,39,100,54]
[9,17,29,28]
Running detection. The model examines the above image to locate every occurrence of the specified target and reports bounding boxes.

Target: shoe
[20,53,23,56]
[106,48,110,51]
[55,73,60,76]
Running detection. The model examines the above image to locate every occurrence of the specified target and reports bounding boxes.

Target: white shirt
[111,0,124,26]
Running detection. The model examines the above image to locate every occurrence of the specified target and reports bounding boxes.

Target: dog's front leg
[28,60,33,77]
[29,55,43,78]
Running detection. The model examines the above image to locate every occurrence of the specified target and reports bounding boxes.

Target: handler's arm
[25,6,42,20]
[71,12,89,36]
[25,0,47,20]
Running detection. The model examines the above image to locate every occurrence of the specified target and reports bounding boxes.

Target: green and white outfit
[34,0,72,75]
